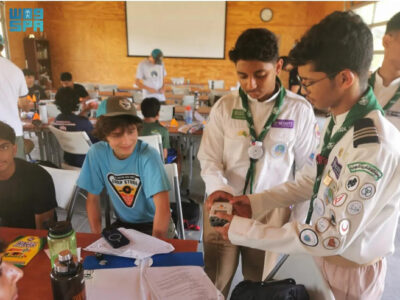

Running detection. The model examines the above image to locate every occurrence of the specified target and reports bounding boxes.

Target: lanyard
[305,87,383,224]
[240,78,286,194]
[369,71,400,111]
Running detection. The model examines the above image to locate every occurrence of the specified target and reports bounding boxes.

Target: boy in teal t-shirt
[140,97,170,160]
[77,96,171,238]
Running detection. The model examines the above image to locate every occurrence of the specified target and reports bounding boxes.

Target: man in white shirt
[215,11,400,300]
[197,28,318,297]
[0,34,29,159]
[135,49,167,102]
[369,12,400,129]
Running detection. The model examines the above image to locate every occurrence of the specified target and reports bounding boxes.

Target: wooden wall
[6,1,344,89]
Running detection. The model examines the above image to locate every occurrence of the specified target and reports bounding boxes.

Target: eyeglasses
[297,73,337,92]
[0,143,12,152]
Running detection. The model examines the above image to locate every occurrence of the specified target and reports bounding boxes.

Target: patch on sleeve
[353,118,379,148]
[347,162,383,181]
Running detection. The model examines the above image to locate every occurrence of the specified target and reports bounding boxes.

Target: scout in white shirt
[369,12,400,130]
[197,28,318,297]
[214,12,400,300]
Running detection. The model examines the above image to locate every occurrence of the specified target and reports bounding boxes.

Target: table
[0,227,198,300]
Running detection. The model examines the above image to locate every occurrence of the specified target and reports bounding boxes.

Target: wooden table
[0,227,198,300]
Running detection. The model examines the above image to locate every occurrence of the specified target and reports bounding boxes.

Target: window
[350,0,400,71]
[0,1,9,58]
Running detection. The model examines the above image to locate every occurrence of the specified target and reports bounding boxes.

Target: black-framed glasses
[297,73,337,91]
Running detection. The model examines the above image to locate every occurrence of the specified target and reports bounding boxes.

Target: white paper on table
[44,248,82,261]
[144,266,224,300]
[84,228,174,259]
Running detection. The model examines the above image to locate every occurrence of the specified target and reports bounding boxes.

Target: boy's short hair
[386,12,400,34]
[289,11,372,85]
[0,121,16,144]
[60,72,72,81]
[22,69,35,77]
[55,87,80,114]
[141,97,161,118]
[93,115,143,141]
[229,28,279,64]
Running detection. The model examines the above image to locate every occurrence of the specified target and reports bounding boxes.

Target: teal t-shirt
[77,140,170,223]
[140,121,170,149]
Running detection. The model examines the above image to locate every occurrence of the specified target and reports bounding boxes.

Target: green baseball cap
[97,97,142,122]
[151,48,163,64]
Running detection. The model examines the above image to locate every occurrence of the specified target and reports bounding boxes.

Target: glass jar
[47,221,77,268]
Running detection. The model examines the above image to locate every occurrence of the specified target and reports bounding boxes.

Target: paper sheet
[84,228,174,259]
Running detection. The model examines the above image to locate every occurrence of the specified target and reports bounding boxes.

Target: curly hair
[229,28,279,63]
[55,87,80,114]
[93,115,143,141]
[289,11,372,86]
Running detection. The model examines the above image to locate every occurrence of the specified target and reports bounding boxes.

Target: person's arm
[135,78,158,94]
[152,190,171,238]
[86,193,102,234]
[35,209,55,229]
[163,148,167,160]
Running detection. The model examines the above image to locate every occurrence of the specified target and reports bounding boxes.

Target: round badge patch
[323,237,340,250]
[346,175,359,192]
[316,217,330,233]
[346,201,363,216]
[271,143,286,158]
[339,219,350,236]
[313,198,325,216]
[332,193,347,207]
[248,144,264,160]
[299,229,319,247]
[359,183,376,200]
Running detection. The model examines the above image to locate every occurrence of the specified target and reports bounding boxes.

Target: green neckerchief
[369,71,400,111]
[240,78,286,195]
[305,87,383,224]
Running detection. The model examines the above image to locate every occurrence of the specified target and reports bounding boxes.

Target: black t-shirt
[73,83,89,98]
[0,159,57,229]
[28,84,47,100]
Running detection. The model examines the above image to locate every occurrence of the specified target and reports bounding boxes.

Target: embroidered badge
[353,118,379,148]
[339,219,350,236]
[313,198,325,216]
[308,152,316,165]
[231,109,246,120]
[271,143,286,158]
[323,173,333,186]
[329,209,336,225]
[316,217,330,233]
[359,183,376,200]
[346,175,359,192]
[347,162,383,181]
[333,193,347,207]
[271,119,294,129]
[331,157,342,180]
[323,237,340,250]
[299,229,319,247]
[237,130,248,137]
[358,97,369,106]
[314,123,321,140]
[107,174,141,207]
[119,98,133,110]
[324,188,334,204]
[346,200,363,216]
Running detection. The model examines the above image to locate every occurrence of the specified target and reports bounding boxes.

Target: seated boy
[140,97,170,160]
[53,87,97,168]
[77,97,172,238]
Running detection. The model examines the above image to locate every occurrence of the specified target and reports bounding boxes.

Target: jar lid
[48,221,73,238]
[58,249,72,263]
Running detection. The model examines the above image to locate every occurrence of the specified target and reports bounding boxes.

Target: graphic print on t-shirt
[107,174,141,207]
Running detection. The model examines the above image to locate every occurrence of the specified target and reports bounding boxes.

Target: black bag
[230,278,309,300]
[171,199,200,227]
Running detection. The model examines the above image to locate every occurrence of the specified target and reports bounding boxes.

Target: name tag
[271,119,294,128]
[231,109,246,120]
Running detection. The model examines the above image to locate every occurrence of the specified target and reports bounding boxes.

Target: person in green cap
[135,48,167,102]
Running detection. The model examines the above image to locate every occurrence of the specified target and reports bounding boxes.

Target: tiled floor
[32,133,400,299]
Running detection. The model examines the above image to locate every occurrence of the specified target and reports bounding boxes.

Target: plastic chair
[39,165,83,221]
[165,163,185,239]
[46,103,61,118]
[138,134,164,162]
[159,105,174,121]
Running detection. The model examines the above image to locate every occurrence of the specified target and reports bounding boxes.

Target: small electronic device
[209,202,232,227]
[102,228,130,249]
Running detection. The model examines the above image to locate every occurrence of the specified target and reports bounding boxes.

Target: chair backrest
[182,95,195,107]
[138,134,164,162]
[49,125,92,155]
[159,105,174,121]
[46,103,61,118]
[98,84,118,92]
[208,79,225,90]
[164,163,185,239]
[40,165,81,221]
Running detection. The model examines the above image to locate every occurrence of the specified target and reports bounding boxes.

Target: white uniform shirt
[198,88,318,200]
[229,109,400,264]
[0,57,28,136]
[373,71,400,130]
[136,59,166,101]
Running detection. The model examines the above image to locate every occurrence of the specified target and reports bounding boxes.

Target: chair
[98,84,118,93]
[165,163,185,239]
[48,125,92,169]
[159,105,174,121]
[46,103,61,118]
[138,134,164,162]
[40,165,83,221]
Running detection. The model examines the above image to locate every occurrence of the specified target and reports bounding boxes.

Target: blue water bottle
[184,106,193,124]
